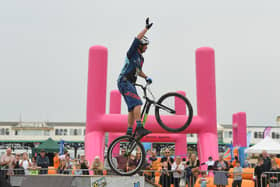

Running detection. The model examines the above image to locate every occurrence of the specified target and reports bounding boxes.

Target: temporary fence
[3,167,279,187]
[260,172,280,187]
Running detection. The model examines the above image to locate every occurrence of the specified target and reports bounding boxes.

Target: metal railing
[260,172,280,187]
[0,167,261,187]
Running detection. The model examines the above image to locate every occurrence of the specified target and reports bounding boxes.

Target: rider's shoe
[136,126,152,138]
[126,131,132,136]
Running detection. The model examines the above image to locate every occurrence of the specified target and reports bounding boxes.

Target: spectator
[271,155,280,168]
[161,148,174,170]
[205,156,215,171]
[19,152,31,175]
[261,150,271,172]
[79,155,89,175]
[28,156,40,175]
[254,158,264,187]
[128,154,137,171]
[232,160,242,187]
[186,153,200,187]
[65,154,72,171]
[74,163,83,175]
[30,157,37,168]
[161,148,174,185]
[268,161,280,187]
[104,155,117,175]
[59,150,68,160]
[171,156,185,187]
[13,153,24,175]
[58,159,69,174]
[199,171,209,187]
[213,154,229,187]
[0,147,16,177]
[116,148,128,171]
[149,150,161,180]
[53,152,60,170]
[181,158,187,167]
[36,149,50,174]
[91,156,104,175]
[231,156,239,168]
[159,161,171,187]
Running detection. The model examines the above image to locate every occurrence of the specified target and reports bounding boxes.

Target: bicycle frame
[131,83,176,139]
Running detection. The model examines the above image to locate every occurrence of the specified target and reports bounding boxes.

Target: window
[0,128,10,135]
[78,129,82,135]
[5,128,9,135]
[272,132,276,139]
[63,129,67,135]
[258,132,263,139]
[254,132,258,138]
[228,131,232,138]
[55,129,67,135]
[218,131,223,143]
[84,129,86,135]
[0,128,4,135]
[276,133,280,139]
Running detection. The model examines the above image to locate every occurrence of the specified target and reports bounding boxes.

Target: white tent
[246,136,280,154]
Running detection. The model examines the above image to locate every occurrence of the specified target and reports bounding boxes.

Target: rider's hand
[145,17,153,30]
[146,77,152,84]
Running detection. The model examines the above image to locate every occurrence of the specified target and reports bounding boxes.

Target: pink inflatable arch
[232,112,247,147]
[85,46,218,165]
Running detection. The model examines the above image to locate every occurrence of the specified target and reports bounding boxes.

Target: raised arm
[137,18,153,40]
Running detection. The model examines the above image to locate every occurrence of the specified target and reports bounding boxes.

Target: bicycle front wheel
[107,135,146,176]
[155,92,193,132]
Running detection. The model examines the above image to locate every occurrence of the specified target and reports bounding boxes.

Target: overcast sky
[0,0,280,125]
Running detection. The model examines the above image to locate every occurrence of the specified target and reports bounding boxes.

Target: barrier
[3,174,145,187]
[1,167,259,187]
[260,172,280,187]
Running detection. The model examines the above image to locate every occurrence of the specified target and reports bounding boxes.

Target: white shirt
[59,154,66,160]
[171,162,185,178]
[20,159,31,175]
[206,160,215,166]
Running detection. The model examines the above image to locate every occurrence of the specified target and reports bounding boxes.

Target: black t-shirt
[262,157,271,172]
[160,157,174,170]
[254,165,264,178]
[187,160,200,169]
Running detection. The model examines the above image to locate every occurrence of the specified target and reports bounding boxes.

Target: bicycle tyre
[155,92,193,132]
[107,135,146,176]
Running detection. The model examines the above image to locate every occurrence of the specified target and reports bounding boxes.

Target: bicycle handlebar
[134,83,155,101]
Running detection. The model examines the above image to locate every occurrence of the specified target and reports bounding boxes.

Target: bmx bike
[107,83,193,176]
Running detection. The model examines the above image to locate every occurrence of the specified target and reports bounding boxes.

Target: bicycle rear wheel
[155,92,193,132]
[107,135,146,176]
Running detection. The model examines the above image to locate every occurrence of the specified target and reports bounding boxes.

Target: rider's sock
[126,127,133,135]
[136,120,142,128]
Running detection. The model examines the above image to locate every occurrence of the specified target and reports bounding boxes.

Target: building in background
[1,121,280,156]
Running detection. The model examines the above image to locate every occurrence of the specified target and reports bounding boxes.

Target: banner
[59,139,64,155]
[247,131,252,147]
[263,127,272,138]
[142,142,152,152]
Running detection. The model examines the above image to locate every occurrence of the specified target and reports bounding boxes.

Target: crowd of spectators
[2,146,280,187]
[0,148,93,178]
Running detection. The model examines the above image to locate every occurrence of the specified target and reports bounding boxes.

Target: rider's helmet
[139,36,149,45]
